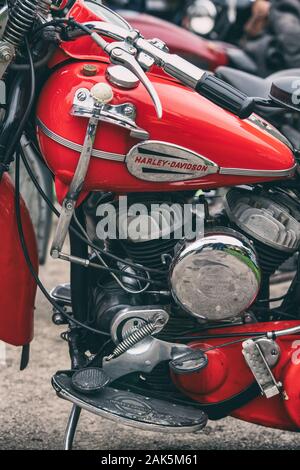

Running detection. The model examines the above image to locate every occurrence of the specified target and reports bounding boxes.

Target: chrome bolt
[52,312,66,325]
[66,201,74,211]
[77,91,87,101]
[3,53,11,62]
[150,39,169,52]
[112,49,123,57]
[51,249,60,259]
[124,106,134,116]
[0,46,12,62]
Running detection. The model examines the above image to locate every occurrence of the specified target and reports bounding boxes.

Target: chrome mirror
[269,76,300,112]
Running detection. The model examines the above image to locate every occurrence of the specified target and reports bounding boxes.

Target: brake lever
[111,46,162,119]
[90,34,163,119]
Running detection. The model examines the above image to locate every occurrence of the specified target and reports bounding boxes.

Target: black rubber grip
[196,72,255,119]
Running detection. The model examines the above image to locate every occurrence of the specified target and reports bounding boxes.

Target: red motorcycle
[2,0,300,450]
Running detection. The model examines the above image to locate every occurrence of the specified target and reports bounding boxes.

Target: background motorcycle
[105,0,253,38]
[2,0,300,450]
[105,0,259,72]
[105,0,190,23]
[183,0,254,42]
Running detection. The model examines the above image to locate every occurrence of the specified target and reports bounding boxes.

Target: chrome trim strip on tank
[37,119,297,178]
[36,119,126,163]
[219,165,297,178]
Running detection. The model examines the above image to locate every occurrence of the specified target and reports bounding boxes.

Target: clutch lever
[90,34,163,119]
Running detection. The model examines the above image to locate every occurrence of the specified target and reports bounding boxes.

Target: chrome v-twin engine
[93,188,300,331]
[80,187,300,390]
[51,186,300,443]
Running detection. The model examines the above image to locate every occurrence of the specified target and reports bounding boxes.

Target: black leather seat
[216,67,300,148]
[225,47,258,75]
[216,67,269,98]
[216,66,300,99]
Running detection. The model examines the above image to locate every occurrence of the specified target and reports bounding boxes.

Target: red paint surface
[0,174,38,346]
[37,60,295,203]
[172,321,300,431]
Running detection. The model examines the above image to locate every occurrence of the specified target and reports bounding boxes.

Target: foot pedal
[170,350,208,375]
[72,368,111,394]
[52,371,207,433]
[242,339,282,399]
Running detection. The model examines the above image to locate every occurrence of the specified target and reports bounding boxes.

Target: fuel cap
[106,65,140,89]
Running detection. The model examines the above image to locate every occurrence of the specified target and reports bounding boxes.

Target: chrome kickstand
[64,404,82,450]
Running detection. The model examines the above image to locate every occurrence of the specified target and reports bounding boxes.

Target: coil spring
[106,321,159,361]
[3,0,38,48]
[122,325,141,340]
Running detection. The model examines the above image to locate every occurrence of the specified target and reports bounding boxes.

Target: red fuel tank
[36,60,296,202]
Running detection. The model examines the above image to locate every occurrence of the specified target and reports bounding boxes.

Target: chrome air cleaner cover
[169,229,261,321]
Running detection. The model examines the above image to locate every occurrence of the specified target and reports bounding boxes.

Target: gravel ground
[0,253,300,450]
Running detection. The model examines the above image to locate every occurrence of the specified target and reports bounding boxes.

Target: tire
[9,152,53,265]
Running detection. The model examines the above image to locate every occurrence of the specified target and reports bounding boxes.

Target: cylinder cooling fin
[114,195,188,277]
[225,188,300,274]
[92,189,300,328]
[3,0,38,48]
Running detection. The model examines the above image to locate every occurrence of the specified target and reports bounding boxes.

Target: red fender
[0,173,38,346]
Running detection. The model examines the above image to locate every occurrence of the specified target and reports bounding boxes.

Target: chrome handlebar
[73,21,206,118]
[134,36,206,89]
